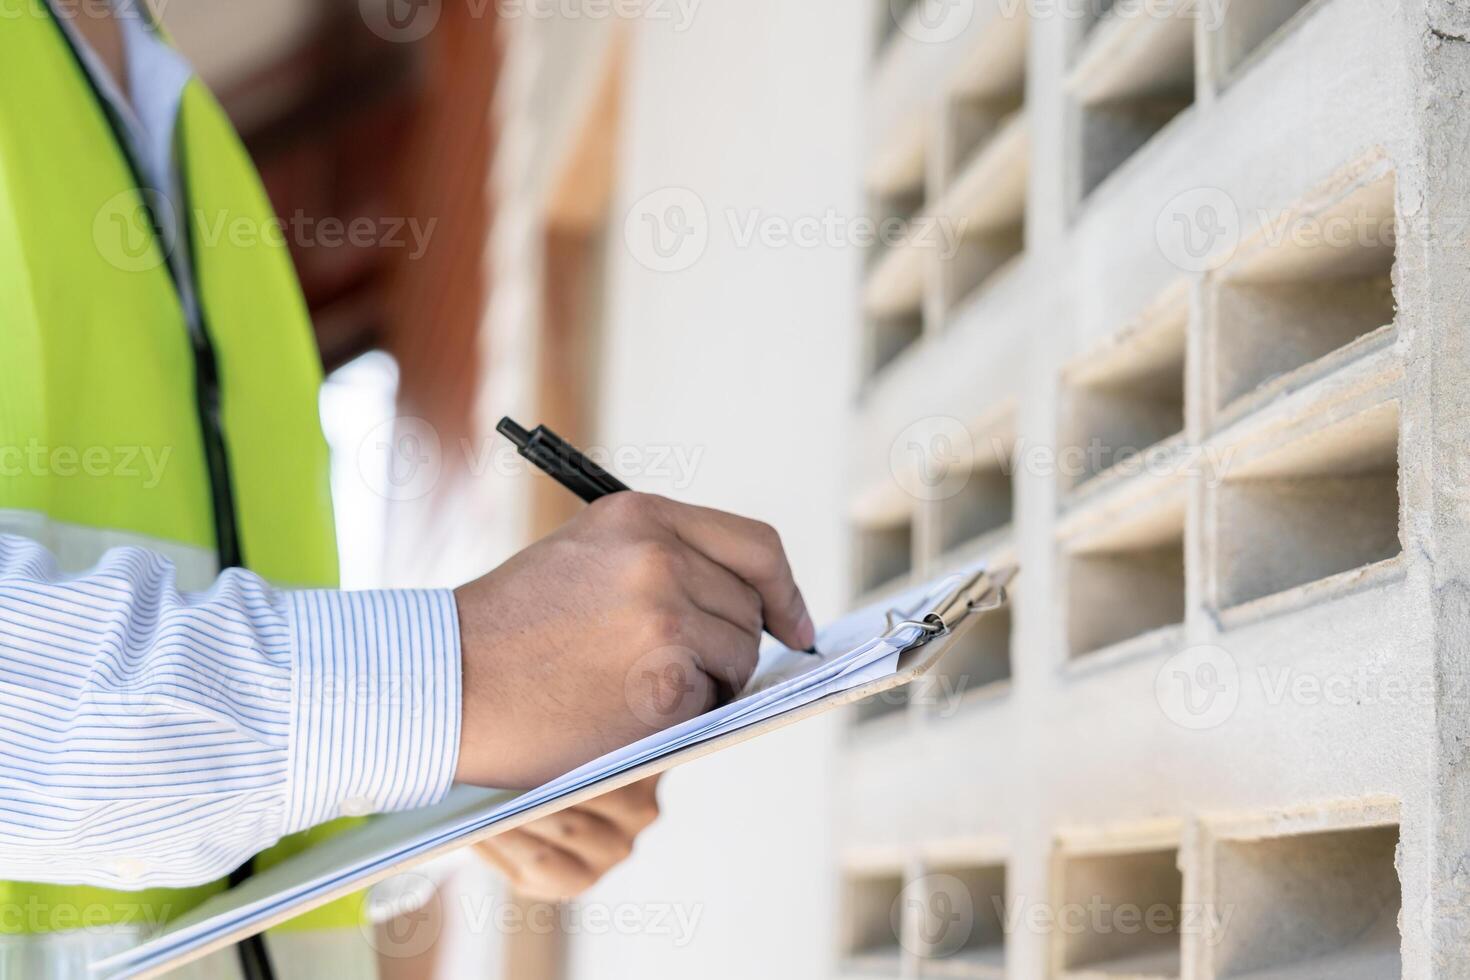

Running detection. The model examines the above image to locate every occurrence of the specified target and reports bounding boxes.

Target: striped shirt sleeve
[0,533,462,890]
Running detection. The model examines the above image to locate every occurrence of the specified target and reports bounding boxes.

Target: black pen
[497,417,818,655]
[496,417,630,501]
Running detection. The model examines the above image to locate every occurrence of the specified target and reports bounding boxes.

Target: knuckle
[628,539,683,587]
[751,520,781,551]
[598,491,660,526]
[643,606,690,647]
[749,522,786,576]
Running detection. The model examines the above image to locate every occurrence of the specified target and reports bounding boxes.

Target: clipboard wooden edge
[107,567,1017,979]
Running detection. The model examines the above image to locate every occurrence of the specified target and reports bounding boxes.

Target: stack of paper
[96,564,987,979]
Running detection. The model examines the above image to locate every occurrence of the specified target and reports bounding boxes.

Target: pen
[496,417,630,502]
[497,417,819,655]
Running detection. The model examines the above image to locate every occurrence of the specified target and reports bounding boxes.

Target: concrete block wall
[841,0,1465,977]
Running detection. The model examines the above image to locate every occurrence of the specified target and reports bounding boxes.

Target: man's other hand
[453,493,814,789]
[474,776,662,901]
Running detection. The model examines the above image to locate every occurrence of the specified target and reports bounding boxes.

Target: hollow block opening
[1214,0,1316,80]
[936,464,1014,553]
[945,13,1027,183]
[1062,309,1187,491]
[931,604,1012,706]
[1214,175,1396,413]
[868,311,926,377]
[857,519,915,596]
[844,870,907,971]
[867,183,928,272]
[1074,8,1196,201]
[1215,402,1400,609]
[918,863,1008,978]
[1058,848,1182,979]
[1212,824,1401,979]
[1078,98,1192,202]
[948,95,1025,178]
[939,28,1028,313]
[863,166,928,372]
[1067,497,1186,658]
[943,225,1026,311]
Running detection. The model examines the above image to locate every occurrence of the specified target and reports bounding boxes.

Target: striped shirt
[0,533,462,889]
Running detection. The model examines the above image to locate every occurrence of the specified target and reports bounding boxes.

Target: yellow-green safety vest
[0,0,368,944]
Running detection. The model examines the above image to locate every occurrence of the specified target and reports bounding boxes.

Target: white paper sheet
[93,565,982,979]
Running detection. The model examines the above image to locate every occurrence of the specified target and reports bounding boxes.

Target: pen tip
[804,646,819,656]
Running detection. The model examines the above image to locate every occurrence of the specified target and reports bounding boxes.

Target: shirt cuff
[281,589,462,833]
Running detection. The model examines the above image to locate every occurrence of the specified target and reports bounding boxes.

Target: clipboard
[95,565,1016,979]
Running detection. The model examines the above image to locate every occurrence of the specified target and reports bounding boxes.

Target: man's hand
[453,493,814,789]
[474,777,662,901]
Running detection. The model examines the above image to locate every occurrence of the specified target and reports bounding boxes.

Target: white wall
[562,2,867,977]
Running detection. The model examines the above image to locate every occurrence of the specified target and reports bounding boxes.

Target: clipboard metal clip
[880,566,1018,647]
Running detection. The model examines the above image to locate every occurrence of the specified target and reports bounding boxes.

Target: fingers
[476,780,662,901]
[629,613,754,721]
[577,776,662,836]
[684,609,761,698]
[678,548,765,638]
[473,834,521,882]
[517,808,635,870]
[652,498,815,651]
[477,829,599,901]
